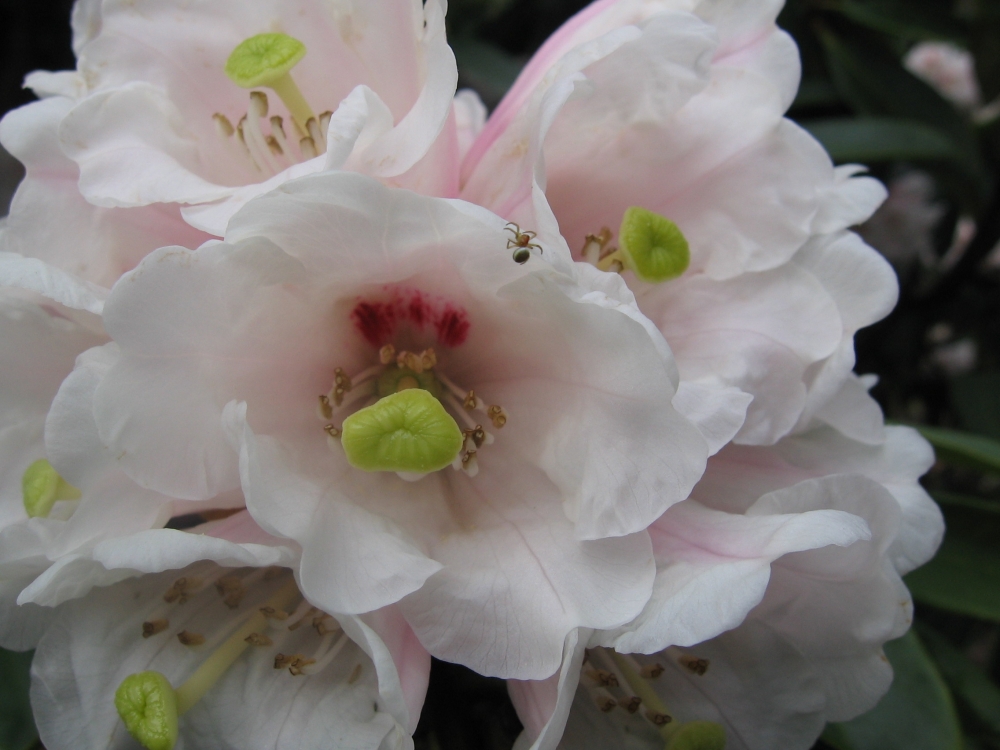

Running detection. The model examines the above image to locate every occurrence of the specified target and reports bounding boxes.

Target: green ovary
[22,458,81,518]
[618,206,690,283]
[114,671,179,750]
[341,389,464,474]
[665,721,726,750]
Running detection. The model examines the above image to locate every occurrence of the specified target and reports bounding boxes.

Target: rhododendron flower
[58,170,713,680]
[0,0,458,288]
[461,0,895,446]
[29,556,428,750]
[507,424,943,750]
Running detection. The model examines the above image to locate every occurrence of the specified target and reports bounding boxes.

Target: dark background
[2,1,1000,749]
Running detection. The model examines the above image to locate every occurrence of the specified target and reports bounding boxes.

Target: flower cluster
[0,1,942,749]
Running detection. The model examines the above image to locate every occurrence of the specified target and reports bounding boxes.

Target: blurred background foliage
[1,0,1000,748]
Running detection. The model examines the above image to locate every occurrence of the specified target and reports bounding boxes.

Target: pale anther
[586,668,619,688]
[595,692,617,713]
[142,619,169,638]
[177,631,206,646]
[260,606,289,620]
[646,710,673,727]
[288,655,316,676]
[244,632,273,646]
[487,405,507,429]
[215,576,246,609]
[164,577,200,604]
[379,344,396,364]
[463,390,477,410]
[677,654,709,676]
[640,662,665,679]
[300,136,317,159]
[318,394,333,420]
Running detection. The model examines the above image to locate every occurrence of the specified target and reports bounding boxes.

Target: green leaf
[905,503,1000,620]
[802,117,961,163]
[451,35,524,106]
[830,0,965,42]
[916,425,1000,475]
[950,373,1000,441]
[816,26,988,204]
[0,649,37,750]
[930,490,1000,516]
[820,631,962,750]
[917,624,1000,739]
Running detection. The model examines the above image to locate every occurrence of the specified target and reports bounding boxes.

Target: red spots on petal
[352,289,470,349]
[351,301,396,347]
[436,306,469,347]
[407,292,430,329]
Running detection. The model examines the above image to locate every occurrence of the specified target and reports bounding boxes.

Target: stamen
[461,450,479,478]
[640,661,665,679]
[645,710,672,727]
[464,390,478,410]
[581,227,613,265]
[142,619,169,638]
[244,632,273,646]
[594,691,618,713]
[607,651,675,736]
[214,575,246,609]
[319,111,333,141]
[213,112,258,174]
[306,117,324,151]
[286,602,317,631]
[487,405,507,429]
[269,116,292,158]
[379,345,396,364]
[306,631,350,674]
[245,93,282,174]
[675,653,709,676]
[300,136,317,160]
[622,695,643,714]
[173,579,299,713]
[585,668,620,689]
[238,116,272,176]
[164,577,201,604]
[318,394,333,420]
[312,614,340,636]
[348,664,363,684]
[259,606,289,621]
[177,631,206,647]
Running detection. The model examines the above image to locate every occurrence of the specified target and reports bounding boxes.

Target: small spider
[505,222,542,264]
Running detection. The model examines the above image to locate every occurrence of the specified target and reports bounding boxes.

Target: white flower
[30,559,426,750]
[460,0,895,447]
[0,0,459,289]
[507,425,943,750]
[62,170,711,680]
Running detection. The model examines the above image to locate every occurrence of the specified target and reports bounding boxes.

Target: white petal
[399,457,655,680]
[32,567,405,750]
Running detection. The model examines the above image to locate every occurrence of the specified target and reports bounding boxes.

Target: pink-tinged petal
[673,381,752,456]
[812,165,889,234]
[508,629,589,750]
[399,456,655,680]
[232,406,442,615]
[347,605,432,734]
[596,493,870,654]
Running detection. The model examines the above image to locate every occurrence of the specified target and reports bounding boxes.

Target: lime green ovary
[115,672,179,750]
[618,206,690,283]
[341,389,463,473]
[22,458,81,518]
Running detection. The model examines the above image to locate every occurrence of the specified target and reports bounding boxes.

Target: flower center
[319,343,507,480]
[215,33,332,177]
[580,647,725,749]
[116,566,365,750]
[581,207,690,283]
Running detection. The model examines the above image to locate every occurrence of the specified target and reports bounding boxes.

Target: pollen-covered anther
[334,367,352,390]
[379,344,396,364]
[646,710,673,727]
[287,655,316,676]
[215,576,247,609]
[163,577,200,604]
[463,390,478,410]
[594,692,618,713]
[465,426,486,449]
[487,405,507,429]
[586,668,620,688]
[318,394,333,420]
[623,695,642,714]
[142,619,169,638]
[396,350,426,373]
[259,606,289,621]
[677,654,710,676]
[177,631,206,647]
[244,632,273,647]
[640,662,665,679]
